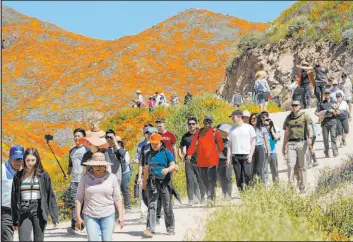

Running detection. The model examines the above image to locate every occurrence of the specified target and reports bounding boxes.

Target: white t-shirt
[338,100,349,113]
[228,123,256,155]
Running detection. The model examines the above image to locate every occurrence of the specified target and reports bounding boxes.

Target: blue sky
[4,1,295,40]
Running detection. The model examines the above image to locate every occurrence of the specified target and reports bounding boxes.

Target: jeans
[314,84,325,103]
[217,164,232,197]
[121,171,132,209]
[184,160,205,202]
[252,145,266,183]
[322,119,338,155]
[200,166,217,201]
[68,182,80,229]
[146,179,174,233]
[1,207,14,242]
[269,153,279,182]
[19,200,46,241]
[84,213,115,241]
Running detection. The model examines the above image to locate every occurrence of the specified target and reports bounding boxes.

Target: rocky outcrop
[221,39,353,109]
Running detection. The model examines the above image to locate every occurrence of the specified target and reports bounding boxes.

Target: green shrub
[236,32,266,55]
[287,15,308,37]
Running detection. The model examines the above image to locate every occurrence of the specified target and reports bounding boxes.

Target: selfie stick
[46,140,66,177]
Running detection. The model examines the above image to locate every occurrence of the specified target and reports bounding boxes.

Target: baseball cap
[10,145,25,160]
[218,124,232,133]
[229,110,243,117]
[242,110,251,117]
[204,115,214,122]
[332,80,338,85]
[324,88,331,93]
[336,92,343,97]
[292,100,301,105]
[150,133,163,144]
[147,127,158,134]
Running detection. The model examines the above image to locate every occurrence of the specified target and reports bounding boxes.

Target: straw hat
[83,152,113,166]
[255,71,267,79]
[79,134,109,149]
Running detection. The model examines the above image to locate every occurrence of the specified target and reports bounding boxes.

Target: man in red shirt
[156,119,178,165]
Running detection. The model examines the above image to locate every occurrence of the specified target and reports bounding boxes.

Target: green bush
[236,32,266,55]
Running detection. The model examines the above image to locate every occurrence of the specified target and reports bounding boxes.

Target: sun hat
[82,152,113,166]
[136,90,141,94]
[218,124,232,133]
[324,88,331,93]
[160,93,165,96]
[242,110,251,117]
[79,134,109,149]
[255,71,267,79]
[150,133,163,144]
[10,145,25,160]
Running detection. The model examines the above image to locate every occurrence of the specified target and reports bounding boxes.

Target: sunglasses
[264,124,270,127]
[292,104,299,107]
[251,117,257,120]
[325,92,331,94]
[105,136,114,140]
[14,158,23,161]
[188,123,196,126]
[204,120,212,124]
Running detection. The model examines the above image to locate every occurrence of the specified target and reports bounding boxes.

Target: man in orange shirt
[187,115,224,206]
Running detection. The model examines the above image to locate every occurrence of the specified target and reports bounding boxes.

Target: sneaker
[187,200,194,207]
[156,218,160,225]
[143,229,154,238]
[325,153,330,158]
[200,199,206,205]
[333,152,339,157]
[168,231,176,236]
[307,163,313,169]
[67,227,83,235]
[124,208,132,214]
[343,140,346,146]
[312,162,319,167]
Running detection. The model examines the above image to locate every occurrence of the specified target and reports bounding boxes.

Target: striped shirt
[20,176,41,200]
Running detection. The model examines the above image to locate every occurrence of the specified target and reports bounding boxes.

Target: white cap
[160,93,165,96]
[242,110,251,117]
[218,124,232,133]
[136,90,141,94]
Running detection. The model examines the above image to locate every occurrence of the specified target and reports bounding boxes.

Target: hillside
[1,4,267,162]
[221,1,353,107]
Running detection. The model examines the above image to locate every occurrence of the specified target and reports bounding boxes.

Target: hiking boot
[333,152,339,157]
[143,229,154,238]
[312,162,319,167]
[324,152,330,158]
[343,139,346,146]
[312,153,318,164]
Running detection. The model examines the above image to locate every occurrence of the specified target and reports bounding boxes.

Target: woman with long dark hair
[264,119,280,182]
[11,148,58,241]
[249,113,270,184]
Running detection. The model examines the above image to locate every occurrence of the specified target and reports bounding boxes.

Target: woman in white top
[339,73,352,116]
[335,92,350,147]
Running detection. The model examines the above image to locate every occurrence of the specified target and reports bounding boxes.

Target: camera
[44,134,54,141]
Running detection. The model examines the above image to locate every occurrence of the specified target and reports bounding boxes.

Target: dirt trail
[13,108,353,241]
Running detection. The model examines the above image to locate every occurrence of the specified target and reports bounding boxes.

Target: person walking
[242,110,251,124]
[11,148,59,241]
[335,92,350,147]
[2,146,24,242]
[330,80,345,102]
[339,73,352,116]
[178,116,205,205]
[254,71,271,112]
[65,128,88,235]
[282,100,313,192]
[296,62,315,108]
[263,119,280,183]
[315,89,340,157]
[142,134,176,237]
[75,152,124,241]
[184,91,193,105]
[216,124,233,199]
[249,113,271,184]
[227,110,256,191]
[105,130,131,212]
[187,115,224,206]
[156,118,178,163]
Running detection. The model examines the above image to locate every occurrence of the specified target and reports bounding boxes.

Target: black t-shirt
[301,71,310,87]
[316,99,337,123]
[314,66,328,85]
[180,131,197,162]
[139,144,152,167]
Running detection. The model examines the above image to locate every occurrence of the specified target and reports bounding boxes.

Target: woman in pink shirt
[75,152,124,241]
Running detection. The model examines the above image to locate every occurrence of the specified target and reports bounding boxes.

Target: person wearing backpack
[142,134,176,238]
[254,71,271,112]
[296,62,315,109]
[187,115,224,207]
[282,100,313,193]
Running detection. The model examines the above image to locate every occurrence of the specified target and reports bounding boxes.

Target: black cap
[229,110,243,117]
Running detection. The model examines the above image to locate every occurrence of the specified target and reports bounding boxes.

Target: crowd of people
[2,62,352,241]
[132,90,193,111]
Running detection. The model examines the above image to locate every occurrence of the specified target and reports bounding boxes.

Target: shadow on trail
[44,232,87,238]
